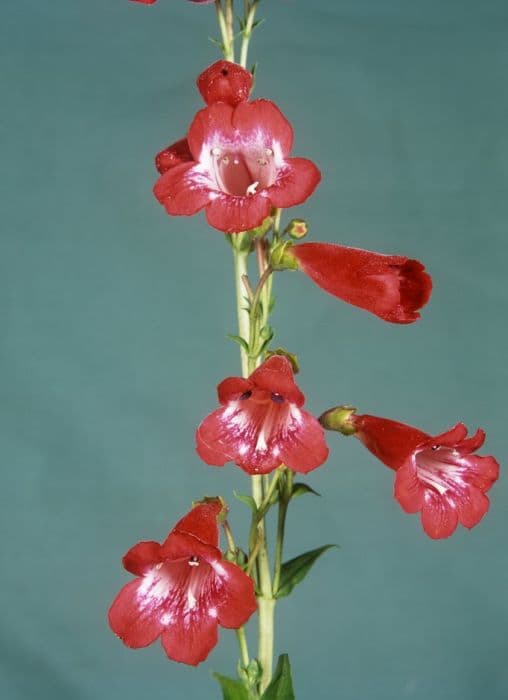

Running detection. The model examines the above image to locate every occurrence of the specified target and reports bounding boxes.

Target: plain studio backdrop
[1,1,507,698]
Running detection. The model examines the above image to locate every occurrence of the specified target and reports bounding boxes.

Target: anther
[271,393,284,403]
[211,147,221,157]
[188,555,199,567]
[246,181,259,196]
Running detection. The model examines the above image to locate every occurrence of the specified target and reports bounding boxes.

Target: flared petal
[213,560,257,628]
[170,502,223,548]
[154,163,213,216]
[108,577,166,648]
[155,137,193,174]
[217,376,253,404]
[421,491,459,539]
[233,99,294,156]
[291,243,432,323]
[205,191,271,233]
[123,541,162,575]
[267,158,321,208]
[161,531,222,564]
[352,414,429,470]
[187,103,236,160]
[276,407,330,474]
[197,60,253,106]
[455,488,490,529]
[394,463,425,513]
[250,355,304,406]
[161,614,218,666]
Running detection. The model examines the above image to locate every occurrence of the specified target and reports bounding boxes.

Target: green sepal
[213,673,250,700]
[275,545,336,599]
[261,654,295,700]
[234,491,258,514]
[291,482,321,498]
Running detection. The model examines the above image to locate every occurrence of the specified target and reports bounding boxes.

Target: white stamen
[211,147,221,156]
[246,181,259,196]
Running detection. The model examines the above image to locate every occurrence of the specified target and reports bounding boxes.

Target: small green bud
[265,347,300,374]
[285,218,308,240]
[319,406,358,436]
[270,240,299,271]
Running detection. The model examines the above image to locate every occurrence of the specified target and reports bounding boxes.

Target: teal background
[2,0,507,698]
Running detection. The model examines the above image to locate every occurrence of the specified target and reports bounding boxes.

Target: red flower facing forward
[286,242,432,324]
[351,413,499,539]
[196,356,329,475]
[154,100,321,233]
[108,500,257,665]
[197,60,253,106]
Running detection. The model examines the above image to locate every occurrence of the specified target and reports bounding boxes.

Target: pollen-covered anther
[188,555,200,567]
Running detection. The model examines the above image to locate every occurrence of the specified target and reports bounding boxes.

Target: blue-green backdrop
[1,0,507,698]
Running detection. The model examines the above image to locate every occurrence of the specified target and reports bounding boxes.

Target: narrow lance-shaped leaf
[261,654,295,700]
[275,545,336,599]
[213,673,250,700]
[234,491,258,514]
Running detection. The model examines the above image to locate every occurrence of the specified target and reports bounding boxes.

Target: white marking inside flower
[246,181,259,196]
[160,612,173,625]
[137,569,170,605]
[187,590,197,610]
[209,607,218,618]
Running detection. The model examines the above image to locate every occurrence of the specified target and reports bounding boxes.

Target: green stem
[272,470,293,594]
[232,245,251,377]
[236,626,251,670]
[215,0,234,61]
[240,0,259,68]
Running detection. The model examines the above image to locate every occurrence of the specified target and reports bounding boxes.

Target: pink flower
[352,413,499,539]
[287,242,432,324]
[197,60,253,106]
[154,100,321,233]
[108,500,257,665]
[196,356,329,475]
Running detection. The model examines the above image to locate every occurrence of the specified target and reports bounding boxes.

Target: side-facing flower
[197,60,253,106]
[154,100,321,233]
[108,500,257,665]
[322,409,499,539]
[279,242,432,324]
[196,356,329,474]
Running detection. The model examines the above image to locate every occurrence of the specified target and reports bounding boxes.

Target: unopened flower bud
[285,218,308,240]
[319,406,358,436]
[270,241,299,271]
[265,347,300,374]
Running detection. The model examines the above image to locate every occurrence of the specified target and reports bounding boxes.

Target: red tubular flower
[108,500,257,665]
[288,242,432,324]
[197,60,253,106]
[196,356,329,475]
[154,100,321,233]
[352,414,499,539]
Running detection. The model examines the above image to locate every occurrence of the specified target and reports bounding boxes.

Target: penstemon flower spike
[109,2,500,698]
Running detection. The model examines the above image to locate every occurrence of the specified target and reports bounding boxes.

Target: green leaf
[291,482,321,498]
[261,654,295,700]
[213,673,250,700]
[227,334,250,354]
[275,545,336,599]
[234,491,258,513]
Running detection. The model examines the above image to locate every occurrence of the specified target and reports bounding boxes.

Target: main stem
[232,243,275,693]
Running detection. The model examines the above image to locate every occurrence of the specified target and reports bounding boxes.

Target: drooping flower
[323,410,499,539]
[196,356,329,475]
[281,242,432,324]
[108,500,257,665]
[154,100,321,233]
[197,60,253,106]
